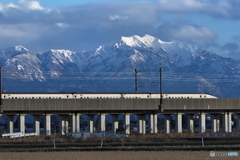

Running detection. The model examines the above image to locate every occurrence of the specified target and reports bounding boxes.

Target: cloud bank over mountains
[0,0,239,58]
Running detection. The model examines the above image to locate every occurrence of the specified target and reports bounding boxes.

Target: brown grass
[1,132,240,143]
[0,151,238,160]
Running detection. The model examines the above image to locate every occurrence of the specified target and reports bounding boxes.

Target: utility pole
[135,68,138,93]
[159,68,163,112]
[0,66,2,113]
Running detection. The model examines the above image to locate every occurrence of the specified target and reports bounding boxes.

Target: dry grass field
[0,151,239,160]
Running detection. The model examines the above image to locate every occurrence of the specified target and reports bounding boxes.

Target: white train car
[2,93,217,99]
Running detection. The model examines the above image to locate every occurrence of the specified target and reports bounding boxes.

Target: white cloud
[173,25,217,42]
[0,0,238,52]
[158,0,204,12]
[0,4,3,11]
[6,3,19,9]
[18,0,44,11]
[0,24,42,39]
[109,15,128,21]
[157,23,217,43]
[0,0,45,12]
[158,0,240,19]
[0,2,18,11]
[56,23,69,28]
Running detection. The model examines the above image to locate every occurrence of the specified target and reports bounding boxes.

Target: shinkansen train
[1,93,217,99]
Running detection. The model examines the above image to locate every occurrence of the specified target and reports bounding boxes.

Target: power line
[2,70,240,86]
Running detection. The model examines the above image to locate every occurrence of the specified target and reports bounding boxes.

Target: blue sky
[0,0,240,58]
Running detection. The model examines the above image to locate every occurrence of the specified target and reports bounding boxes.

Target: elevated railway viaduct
[1,98,240,135]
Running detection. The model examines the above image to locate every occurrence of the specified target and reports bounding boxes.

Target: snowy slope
[1,35,240,97]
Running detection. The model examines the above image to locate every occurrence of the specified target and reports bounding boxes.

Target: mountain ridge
[1,35,240,98]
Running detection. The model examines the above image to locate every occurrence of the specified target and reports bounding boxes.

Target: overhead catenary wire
[3,76,240,83]
[2,70,240,90]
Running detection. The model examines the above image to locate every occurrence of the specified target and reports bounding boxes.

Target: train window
[200,95,202,98]
[135,97,137,99]
[80,97,83,99]
[87,97,89,99]
[75,96,77,98]
[32,97,34,99]
[39,97,41,99]
[67,96,69,98]
[49,97,51,99]
[15,97,17,99]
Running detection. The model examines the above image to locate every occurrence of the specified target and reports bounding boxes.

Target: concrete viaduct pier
[1,98,240,135]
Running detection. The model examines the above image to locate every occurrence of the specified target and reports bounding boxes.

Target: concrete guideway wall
[1,98,159,113]
[2,98,240,114]
[163,98,240,111]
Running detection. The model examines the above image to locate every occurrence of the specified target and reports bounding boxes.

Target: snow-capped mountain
[1,35,240,97]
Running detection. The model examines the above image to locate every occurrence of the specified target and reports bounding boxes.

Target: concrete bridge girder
[1,98,240,135]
